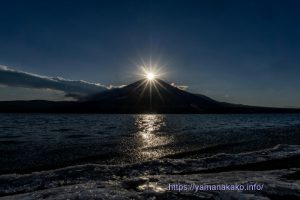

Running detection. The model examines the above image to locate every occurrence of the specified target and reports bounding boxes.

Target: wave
[0,144,299,199]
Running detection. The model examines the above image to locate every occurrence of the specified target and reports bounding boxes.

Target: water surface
[1,113,300,174]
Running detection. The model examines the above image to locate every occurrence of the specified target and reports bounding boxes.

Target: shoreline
[1,144,299,199]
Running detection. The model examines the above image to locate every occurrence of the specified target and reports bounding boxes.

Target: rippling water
[1,113,300,174]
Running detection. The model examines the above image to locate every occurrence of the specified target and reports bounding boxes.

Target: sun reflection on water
[133,114,173,160]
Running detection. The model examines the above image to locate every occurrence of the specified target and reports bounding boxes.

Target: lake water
[1,113,300,174]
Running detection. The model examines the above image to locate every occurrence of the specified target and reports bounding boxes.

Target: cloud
[0,65,111,99]
[171,82,189,91]
[107,84,126,89]
[0,85,75,101]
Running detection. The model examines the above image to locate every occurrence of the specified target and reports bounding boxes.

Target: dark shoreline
[0,100,300,114]
[0,144,299,199]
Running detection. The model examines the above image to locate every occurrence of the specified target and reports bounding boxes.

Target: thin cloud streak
[171,83,189,91]
[0,65,121,99]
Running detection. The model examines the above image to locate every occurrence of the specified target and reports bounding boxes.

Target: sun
[136,60,166,81]
[146,72,155,80]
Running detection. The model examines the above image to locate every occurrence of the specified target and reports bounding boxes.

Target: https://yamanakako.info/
[168,183,264,192]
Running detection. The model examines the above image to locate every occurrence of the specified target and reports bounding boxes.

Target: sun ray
[135,60,166,81]
[152,79,165,103]
[131,57,170,107]
[153,79,169,93]
[137,80,150,103]
[149,80,152,108]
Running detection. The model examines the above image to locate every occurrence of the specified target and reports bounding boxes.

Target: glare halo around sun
[137,61,166,81]
[146,72,155,80]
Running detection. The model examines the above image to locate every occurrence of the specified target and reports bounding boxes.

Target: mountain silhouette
[0,79,299,113]
[84,79,220,112]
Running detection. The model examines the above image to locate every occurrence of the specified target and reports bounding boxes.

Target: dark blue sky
[0,0,300,107]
